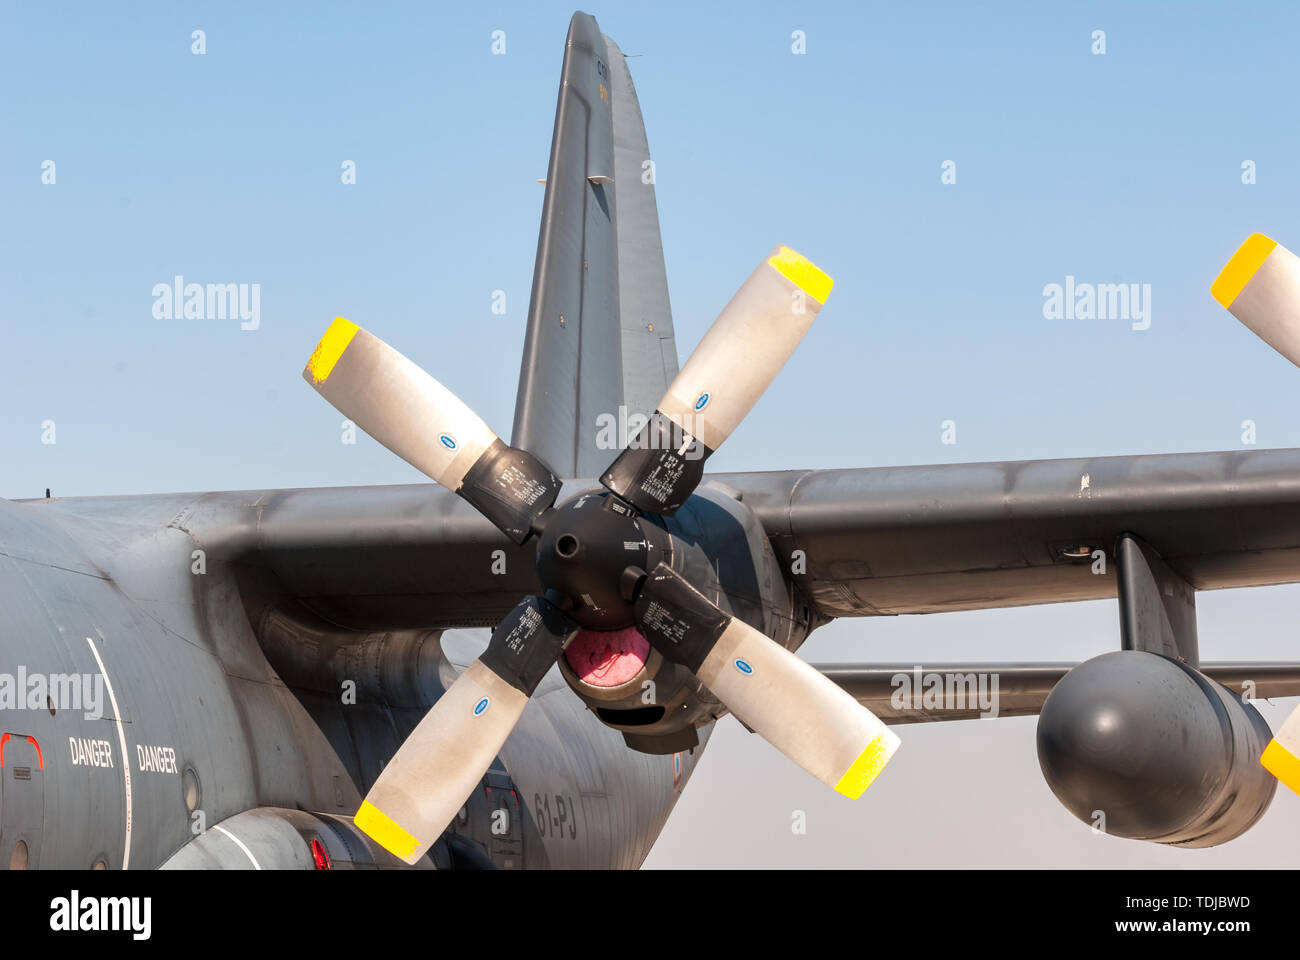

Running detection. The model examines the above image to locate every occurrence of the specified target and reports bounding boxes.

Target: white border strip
[213,824,263,869]
[86,635,132,870]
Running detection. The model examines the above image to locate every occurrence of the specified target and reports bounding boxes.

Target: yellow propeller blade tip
[833,728,900,799]
[354,799,420,860]
[305,317,360,384]
[768,245,834,304]
[1211,233,1277,309]
[1261,738,1300,796]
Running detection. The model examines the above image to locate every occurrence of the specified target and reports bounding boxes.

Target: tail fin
[604,32,679,434]
[510,12,678,479]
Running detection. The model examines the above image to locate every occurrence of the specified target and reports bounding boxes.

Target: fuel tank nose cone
[1037,650,1276,845]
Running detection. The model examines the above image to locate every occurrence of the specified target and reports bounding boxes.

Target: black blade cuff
[599,412,712,515]
[478,596,579,697]
[458,439,562,544]
[632,562,729,675]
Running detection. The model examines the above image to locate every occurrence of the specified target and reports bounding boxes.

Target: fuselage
[0,494,704,868]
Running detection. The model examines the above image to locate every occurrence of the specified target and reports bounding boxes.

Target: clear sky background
[4,1,1300,867]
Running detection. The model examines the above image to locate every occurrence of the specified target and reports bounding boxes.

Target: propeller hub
[535,491,669,630]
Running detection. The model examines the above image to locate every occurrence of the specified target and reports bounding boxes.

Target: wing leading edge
[711,447,1300,619]
[32,447,1300,633]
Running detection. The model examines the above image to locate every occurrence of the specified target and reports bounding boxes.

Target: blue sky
[4,1,1300,867]
[7,1,1300,497]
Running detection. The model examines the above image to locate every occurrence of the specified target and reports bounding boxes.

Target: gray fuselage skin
[0,491,714,869]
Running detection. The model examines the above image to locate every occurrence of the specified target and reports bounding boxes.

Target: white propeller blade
[700,617,900,797]
[602,245,833,513]
[1262,703,1300,796]
[354,596,576,865]
[303,318,560,543]
[657,244,832,453]
[355,659,530,865]
[1213,233,1300,368]
[304,317,499,490]
[633,563,899,797]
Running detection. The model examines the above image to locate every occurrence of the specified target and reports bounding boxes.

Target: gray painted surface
[13,444,1300,866]
[604,32,679,422]
[14,441,1300,866]
[512,13,624,478]
[1117,534,1199,664]
[818,661,1300,723]
[29,448,1297,636]
[0,491,707,868]
[512,15,679,479]
[1036,651,1277,847]
[721,447,1300,618]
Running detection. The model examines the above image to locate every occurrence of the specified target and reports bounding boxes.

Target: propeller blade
[629,563,899,797]
[353,596,577,865]
[1261,702,1300,796]
[1212,233,1300,369]
[1216,238,1300,795]
[303,317,561,543]
[601,246,832,514]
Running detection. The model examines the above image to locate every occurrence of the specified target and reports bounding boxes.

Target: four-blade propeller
[303,245,902,865]
[308,230,1300,862]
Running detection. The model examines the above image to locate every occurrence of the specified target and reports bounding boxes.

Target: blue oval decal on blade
[734,658,753,675]
[439,434,457,450]
[694,392,710,411]
[473,697,490,716]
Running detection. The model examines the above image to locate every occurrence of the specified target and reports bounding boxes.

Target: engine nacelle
[1036,650,1276,847]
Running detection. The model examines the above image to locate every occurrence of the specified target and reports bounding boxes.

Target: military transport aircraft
[5,10,1300,869]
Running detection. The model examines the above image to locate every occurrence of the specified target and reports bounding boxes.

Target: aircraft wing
[711,446,1300,619]
[136,445,1300,634]
[45,446,1296,635]
[207,482,543,630]
[816,662,1300,724]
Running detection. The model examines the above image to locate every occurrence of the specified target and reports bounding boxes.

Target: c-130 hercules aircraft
[6,10,1300,869]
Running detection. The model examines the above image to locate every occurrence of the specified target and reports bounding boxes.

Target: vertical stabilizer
[511,12,622,478]
[511,13,678,478]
